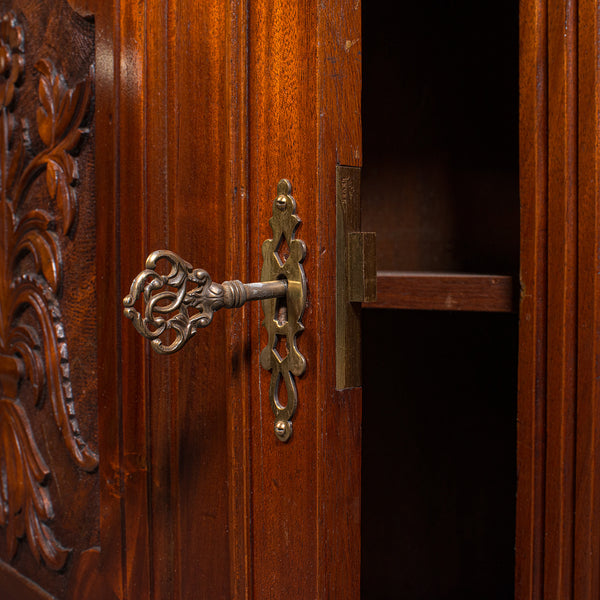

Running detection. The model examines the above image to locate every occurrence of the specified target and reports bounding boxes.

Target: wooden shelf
[364,271,516,313]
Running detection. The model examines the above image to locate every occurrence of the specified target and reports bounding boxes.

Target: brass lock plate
[336,165,376,390]
[260,179,307,442]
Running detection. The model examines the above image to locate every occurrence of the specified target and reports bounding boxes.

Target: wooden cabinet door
[518,2,600,599]
[3,1,600,599]
[0,0,361,598]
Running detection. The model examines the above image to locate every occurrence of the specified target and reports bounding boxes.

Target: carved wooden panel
[0,1,97,598]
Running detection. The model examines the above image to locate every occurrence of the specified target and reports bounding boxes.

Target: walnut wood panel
[14,0,600,598]
[0,2,98,598]
[248,1,361,597]
[92,1,122,598]
[519,1,600,599]
[94,1,251,598]
[517,0,547,598]
[0,560,55,600]
[367,272,515,313]
[545,2,577,598]
[575,1,600,598]
[92,2,362,598]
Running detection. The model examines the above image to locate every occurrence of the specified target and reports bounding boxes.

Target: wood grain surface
[97,1,238,597]
[575,1,600,598]
[518,1,600,599]
[0,1,98,597]
[93,1,362,598]
[247,1,361,597]
[517,1,548,597]
[367,272,515,312]
[3,1,600,599]
[0,561,56,600]
[544,2,578,597]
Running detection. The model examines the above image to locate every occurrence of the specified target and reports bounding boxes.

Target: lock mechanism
[336,165,377,390]
[123,179,307,442]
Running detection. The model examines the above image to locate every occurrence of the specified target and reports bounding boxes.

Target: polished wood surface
[517,1,547,596]
[518,1,600,599]
[1,1,600,598]
[575,2,600,598]
[93,0,361,598]
[96,2,237,596]
[248,1,361,596]
[545,2,577,597]
[367,272,515,313]
[0,561,55,600]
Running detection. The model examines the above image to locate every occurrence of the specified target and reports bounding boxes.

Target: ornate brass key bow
[123,250,289,355]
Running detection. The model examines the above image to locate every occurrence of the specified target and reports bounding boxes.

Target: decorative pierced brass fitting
[259,179,307,442]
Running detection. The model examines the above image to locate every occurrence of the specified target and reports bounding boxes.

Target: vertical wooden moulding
[224,0,253,598]
[94,1,125,598]
[517,0,548,599]
[145,2,173,599]
[117,1,153,597]
[544,1,578,598]
[114,1,153,598]
[576,1,600,599]
[318,1,362,598]
[518,1,600,599]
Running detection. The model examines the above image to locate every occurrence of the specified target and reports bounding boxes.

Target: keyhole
[275,276,288,326]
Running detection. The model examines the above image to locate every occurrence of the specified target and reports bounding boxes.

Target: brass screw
[275,420,287,436]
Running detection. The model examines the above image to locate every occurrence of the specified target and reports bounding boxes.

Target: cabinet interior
[360,1,519,597]
[361,311,517,599]
[361,1,519,277]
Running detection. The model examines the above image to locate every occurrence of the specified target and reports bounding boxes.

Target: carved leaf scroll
[0,397,69,570]
[0,11,96,570]
[35,57,89,235]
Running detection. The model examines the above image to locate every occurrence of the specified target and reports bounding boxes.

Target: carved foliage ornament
[0,12,96,570]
